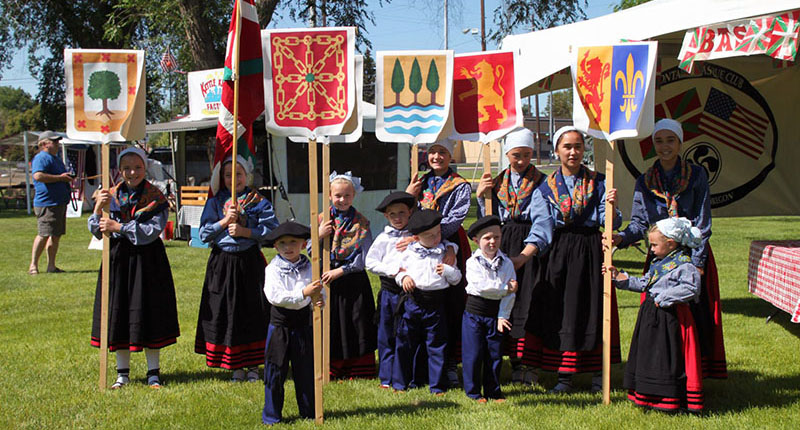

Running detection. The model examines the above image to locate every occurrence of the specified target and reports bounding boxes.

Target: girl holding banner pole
[612,118,726,379]
[406,139,469,387]
[523,126,622,393]
[475,127,546,386]
[195,155,279,381]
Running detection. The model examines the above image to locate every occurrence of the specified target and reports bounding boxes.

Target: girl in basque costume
[406,139,468,387]
[195,155,279,381]
[606,217,705,413]
[318,171,378,379]
[475,127,545,385]
[524,126,622,393]
[89,147,179,389]
[613,118,726,379]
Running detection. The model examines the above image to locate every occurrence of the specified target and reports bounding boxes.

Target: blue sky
[0,0,617,99]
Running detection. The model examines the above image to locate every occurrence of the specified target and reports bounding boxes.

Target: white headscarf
[427,139,455,156]
[329,170,364,193]
[503,127,535,153]
[223,154,253,175]
[117,147,149,168]
[552,126,584,148]
[653,119,684,143]
[656,217,702,249]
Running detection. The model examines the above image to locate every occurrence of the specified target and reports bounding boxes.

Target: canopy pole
[602,139,615,405]
[308,139,324,424]
[24,132,31,214]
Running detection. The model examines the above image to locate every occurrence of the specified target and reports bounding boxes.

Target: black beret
[467,215,502,239]
[407,209,443,235]
[375,191,416,212]
[264,221,311,247]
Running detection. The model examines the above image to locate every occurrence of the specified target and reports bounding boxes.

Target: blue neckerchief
[647,248,692,287]
[410,242,443,258]
[426,168,453,195]
[477,252,504,273]
[276,254,310,277]
[385,226,406,238]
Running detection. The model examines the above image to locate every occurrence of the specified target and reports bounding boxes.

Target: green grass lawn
[1,208,799,429]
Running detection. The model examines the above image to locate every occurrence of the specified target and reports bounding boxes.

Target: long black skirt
[500,220,540,339]
[329,270,377,361]
[625,297,704,412]
[194,246,269,369]
[525,226,621,373]
[91,237,179,352]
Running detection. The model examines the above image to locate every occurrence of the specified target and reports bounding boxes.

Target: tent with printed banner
[501,0,800,217]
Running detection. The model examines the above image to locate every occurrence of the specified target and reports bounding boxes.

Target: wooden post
[98,143,111,390]
[230,0,242,210]
[308,140,324,424]
[411,143,419,179]
[602,139,615,405]
[321,143,331,384]
[482,142,492,215]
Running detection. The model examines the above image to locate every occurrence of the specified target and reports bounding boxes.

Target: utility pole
[480,0,486,51]
[444,0,449,49]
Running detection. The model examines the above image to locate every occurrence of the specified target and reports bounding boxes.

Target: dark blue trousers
[262,324,315,425]
[393,298,448,393]
[461,311,504,399]
[377,288,401,387]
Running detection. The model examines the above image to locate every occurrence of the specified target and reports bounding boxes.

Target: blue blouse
[524,170,622,255]
[88,209,167,246]
[617,160,712,268]
[615,262,701,308]
[418,171,472,240]
[476,168,543,223]
[199,188,279,253]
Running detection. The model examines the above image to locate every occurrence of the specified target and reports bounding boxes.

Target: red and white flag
[210,0,265,195]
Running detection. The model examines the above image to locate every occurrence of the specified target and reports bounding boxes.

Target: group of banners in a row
[63,26,658,145]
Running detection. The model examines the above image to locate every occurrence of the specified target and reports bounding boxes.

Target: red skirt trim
[330,353,376,379]
[627,389,704,412]
[91,335,177,352]
[194,339,265,369]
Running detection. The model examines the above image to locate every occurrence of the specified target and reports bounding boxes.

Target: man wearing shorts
[29,131,72,275]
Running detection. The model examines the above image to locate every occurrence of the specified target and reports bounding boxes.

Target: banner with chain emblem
[64,49,146,143]
[571,42,658,142]
[450,50,522,143]
[262,27,356,139]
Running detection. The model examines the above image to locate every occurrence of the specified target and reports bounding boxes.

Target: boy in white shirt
[261,221,323,425]
[462,215,518,402]
[393,209,462,393]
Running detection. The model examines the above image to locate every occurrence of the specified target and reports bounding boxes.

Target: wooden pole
[602,139,615,405]
[308,140,324,424]
[230,0,242,208]
[411,144,419,180]
[321,143,331,384]
[98,143,111,390]
[482,142,492,215]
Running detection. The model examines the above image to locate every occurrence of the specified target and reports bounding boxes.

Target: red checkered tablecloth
[748,240,800,323]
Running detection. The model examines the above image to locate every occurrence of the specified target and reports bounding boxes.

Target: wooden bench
[180,185,209,207]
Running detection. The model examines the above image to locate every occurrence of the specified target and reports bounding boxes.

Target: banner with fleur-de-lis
[64,49,146,143]
[571,42,658,142]
[262,27,356,139]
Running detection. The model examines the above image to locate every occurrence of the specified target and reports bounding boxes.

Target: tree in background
[614,0,650,12]
[0,86,44,160]
[544,88,573,119]
[489,0,588,43]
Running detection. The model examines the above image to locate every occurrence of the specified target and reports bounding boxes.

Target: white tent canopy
[501,0,800,96]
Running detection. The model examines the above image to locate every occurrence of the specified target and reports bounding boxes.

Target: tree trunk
[257,0,282,28]
[178,0,224,70]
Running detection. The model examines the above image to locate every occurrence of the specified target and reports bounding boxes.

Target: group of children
[89,120,720,423]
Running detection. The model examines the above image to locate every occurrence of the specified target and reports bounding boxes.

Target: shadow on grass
[722,297,800,337]
[324,399,459,420]
[706,369,800,413]
[0,208,33,219]
[162,368,238,384]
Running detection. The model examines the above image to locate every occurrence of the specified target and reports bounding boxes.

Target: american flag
[66,148,86,199]
[160,47,178,73]
[698,88,768,160]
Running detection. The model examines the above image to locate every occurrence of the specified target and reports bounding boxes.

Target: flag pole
[602,139,615,405]
[230,0,243,208]
[308,139,324,424]
[98,142,111,390]
[482,141,492,215]
[321,143,331,384]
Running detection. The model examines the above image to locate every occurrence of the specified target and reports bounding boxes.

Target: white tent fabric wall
[502,0,800,217]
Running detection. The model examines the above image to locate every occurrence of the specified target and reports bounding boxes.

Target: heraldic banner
[571,42,658,142]
[188,68,224,120]
[64,49,146,142]
[262,27,356,139]
[678,10,800,73]
[609,57,800,217]
[375,50,454,144]
[450,50,522,143]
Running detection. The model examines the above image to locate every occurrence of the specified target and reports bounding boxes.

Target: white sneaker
[111,374,130,389]
[231,369,246,382]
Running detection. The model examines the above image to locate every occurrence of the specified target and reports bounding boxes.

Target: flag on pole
[571,42,658,142]
[160,46,179,73]
[210,0,264,195]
